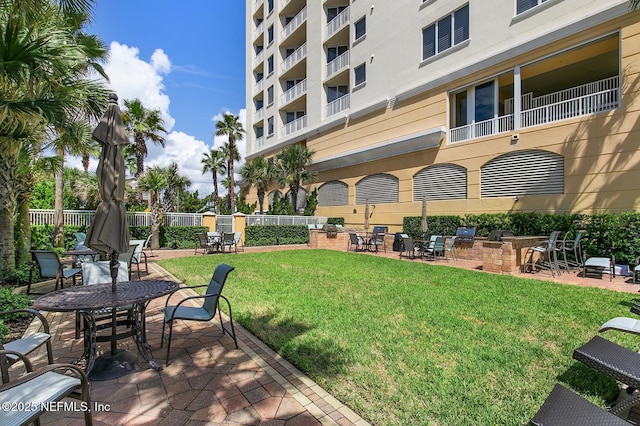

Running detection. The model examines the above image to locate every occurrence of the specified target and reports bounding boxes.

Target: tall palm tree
[136,166,167,250]
[122,98,167,177]
[161,162,191,213]
[215,113,244,213]
[275,144,317,214]
[201,149,226,213]
[632,0,640,10]
[240,156,275,215]
[0,0,107,279]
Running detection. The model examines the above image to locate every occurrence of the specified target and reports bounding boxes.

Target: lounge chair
[161,263,237,365]
[27,250,82,295]
[530,383,631,425]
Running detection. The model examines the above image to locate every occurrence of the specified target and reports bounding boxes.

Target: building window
[267,25,274,44]
[356,174,399,204]
[327,6,347,23]
[285,111,305,123]
[327,46,348,62]
[327,85,348,102]
[422,4,469,60]
[414,164,467,201]
[267,85,274,105]
[516,0,548,15]
[355,16,366,41]
[318,181,349,206]
[256,72,263,83]
[255,99,264,110]
[267,117,274,136]
[267,55,274,74]
[481,150,564,197]
[255,126,263,138]
[268,0,274,13]
[354,63,366,86]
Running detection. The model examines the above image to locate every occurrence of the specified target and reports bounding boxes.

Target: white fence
[29,209,327,231]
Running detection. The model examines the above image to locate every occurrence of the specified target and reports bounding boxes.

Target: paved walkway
[17,244,640,425]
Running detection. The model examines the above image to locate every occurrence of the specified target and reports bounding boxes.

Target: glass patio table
[34,279,179,380]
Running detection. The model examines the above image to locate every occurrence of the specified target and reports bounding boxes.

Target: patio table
[34,279,179,380]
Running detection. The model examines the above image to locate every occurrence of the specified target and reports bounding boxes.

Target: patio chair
[161,263,237,365]
[234,232,244,252]
[370,232,386,253]
[27,250,82,295]
[523,231,562,277]
[130,239,148,279]
[118,243,138,280]
[348,233,365,252]
[445,236,457,260]
[0,350,92,426]
[75,261,131,339]
[74,232,86,249]
[633,258,640,284]
[0,309,53,383]
[558,231,583,271]
[195,232,216,255]
[400,237,419,259]
[423,236,446,261]
[142,233,154,257]
[220,233,238,253]
[530,383,632,425]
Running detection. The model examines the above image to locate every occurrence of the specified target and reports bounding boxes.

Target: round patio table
[34,279,179,380]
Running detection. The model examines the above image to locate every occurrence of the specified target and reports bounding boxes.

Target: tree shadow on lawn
[237,310,351,378]
[557,363,621,405]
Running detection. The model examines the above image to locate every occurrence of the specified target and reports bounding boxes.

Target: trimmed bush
[244,225,309,246]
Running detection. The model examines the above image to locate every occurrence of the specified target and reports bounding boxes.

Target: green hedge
[403,211,640,264]
[327,217,345,226]
[244,225,309,246]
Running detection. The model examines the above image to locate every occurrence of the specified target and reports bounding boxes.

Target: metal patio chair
[27,250,82,295]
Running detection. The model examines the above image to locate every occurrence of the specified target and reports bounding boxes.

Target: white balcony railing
[254,108,264,122]
[255,136,264,149]
[281,115,307,137]
[254,50,264,65]
[253,21,264,40]
[281,7,307,40]
[450,76,620,144]
[326,7,349,39]
[281,43,307,73]
[281,79,307,105]
[253,79,264,94]
[326,94,350,117]
[255,0,264,12]
[280,0,291,9]
[326,51,349,79]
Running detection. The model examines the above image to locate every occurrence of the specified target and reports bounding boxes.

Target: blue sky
[75,0,247,195]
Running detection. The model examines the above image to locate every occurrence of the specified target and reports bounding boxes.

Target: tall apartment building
[245,0,640,230]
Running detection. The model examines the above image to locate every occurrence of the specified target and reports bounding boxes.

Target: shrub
[245,225,309,246]
[327,217,345,226]
[0,289,32,322]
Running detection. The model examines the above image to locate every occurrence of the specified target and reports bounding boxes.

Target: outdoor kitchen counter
[482,236,547,274]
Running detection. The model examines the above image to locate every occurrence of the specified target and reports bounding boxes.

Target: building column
[202,212,217,232]
[514,65,521,130]
[233,212,246,245]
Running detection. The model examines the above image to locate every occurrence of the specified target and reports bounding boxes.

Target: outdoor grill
[325,224,338,238]
[455,227,476,244]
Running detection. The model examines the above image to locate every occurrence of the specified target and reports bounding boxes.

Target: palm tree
[161,162,191,213]
[240,156,275,215]
[215,113,245,213]
[0,0,108,279]
[201,149,226,213]
[275,144,317,214]
[632,0,640,10]
[122,98,167,177]
[136,166,167,250]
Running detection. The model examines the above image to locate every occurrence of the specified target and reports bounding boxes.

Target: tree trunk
[290,184,298,214]
[258,189,265,215]
[150,191,161,250]
[228,138,236,213]
[53,151,65,247]
[14,196,32,266]
[212,173,219,213]
[0,149,19,281]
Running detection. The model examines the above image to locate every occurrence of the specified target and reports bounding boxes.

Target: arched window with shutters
[481,150,564,198]
[355,174,399,204]
[286,187,308,211]
[413,164,467,201]
[318,181,349,206]
[267,190,282,208]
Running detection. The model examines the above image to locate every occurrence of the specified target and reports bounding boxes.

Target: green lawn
[158,249,638,425]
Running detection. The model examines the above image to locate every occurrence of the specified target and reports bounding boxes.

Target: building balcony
[281,79,307,106]
[254,50,264,65]
[253,22,264,40]
[449,76,620,144]
[326,51,349,80]
[281,7,306,41]
[326,94,349,117]
[254,108,264,123]
[325,7,349,40]
[281,115,307,137]
[281,43,306,74]
[253,79,264,94]
[255,136,264,149]
[254,0,264,12]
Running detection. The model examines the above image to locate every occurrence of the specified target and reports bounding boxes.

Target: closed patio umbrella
[85,92,131,291]
[421,197,428,239]
[364,200,370,232]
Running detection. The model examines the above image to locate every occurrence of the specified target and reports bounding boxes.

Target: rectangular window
[355,17,366,41]
[327,46,348,62]
[267,25,274,44]
[267,85,274,105]
[256,72,263,83]
[286,111,305,123]
[327,6,347,23]
[268,0,274,13]
[267,55,274,74]
[256,126,263,138]
[286,79,303,90]
[516,0,548,15]
[355,63,366,86]
[422,4,469,60]
[267,117,274,135]
[327,85,348,102]
[256,99,264,110]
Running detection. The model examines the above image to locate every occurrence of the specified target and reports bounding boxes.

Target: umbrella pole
[109,250,119,355]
